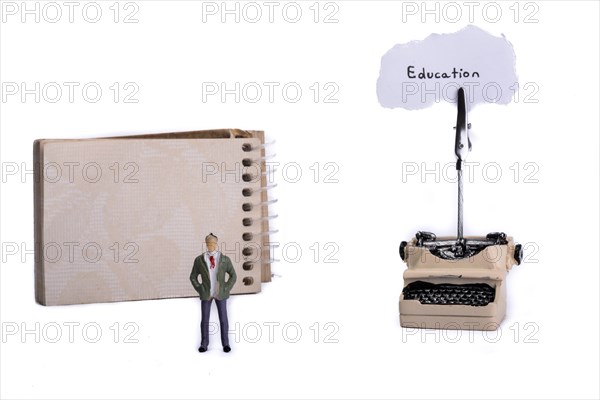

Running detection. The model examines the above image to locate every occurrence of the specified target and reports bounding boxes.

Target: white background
[1,1,599,399]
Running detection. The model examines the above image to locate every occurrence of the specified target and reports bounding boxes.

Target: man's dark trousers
[201,298,229,348]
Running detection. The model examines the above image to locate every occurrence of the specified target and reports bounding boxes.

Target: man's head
[205,233,218,252]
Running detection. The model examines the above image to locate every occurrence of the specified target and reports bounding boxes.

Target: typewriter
[398,88,522,331]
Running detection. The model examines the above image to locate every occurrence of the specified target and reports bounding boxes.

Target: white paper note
[377,25,517,110]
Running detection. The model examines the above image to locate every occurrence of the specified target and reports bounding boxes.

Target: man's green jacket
[190,253,237,301]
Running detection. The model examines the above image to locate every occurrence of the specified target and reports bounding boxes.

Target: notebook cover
[33,129,271,305]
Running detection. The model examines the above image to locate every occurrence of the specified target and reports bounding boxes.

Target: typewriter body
[398,87,522,331]
[399,232,521,330]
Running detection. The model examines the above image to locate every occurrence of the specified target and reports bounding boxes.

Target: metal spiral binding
[242,184,277,197]
[242,230,279,242]
[242,153,276,167]
[241,140,275,152]
[242,169,278,182]
[242,214,279,226]
[242,199,278,212]
[241,140,278,278]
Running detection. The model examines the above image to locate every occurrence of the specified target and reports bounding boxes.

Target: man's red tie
[209,255,215,269]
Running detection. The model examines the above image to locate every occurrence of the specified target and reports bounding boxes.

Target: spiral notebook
[33,129,274,306]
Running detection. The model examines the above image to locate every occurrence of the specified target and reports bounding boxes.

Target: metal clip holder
[397,87,523,331]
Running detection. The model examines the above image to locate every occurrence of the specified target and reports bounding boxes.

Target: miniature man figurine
[190,233,237,353]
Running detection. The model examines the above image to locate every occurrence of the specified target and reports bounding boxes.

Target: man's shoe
[198,346,207,353]
[223,345,231,353]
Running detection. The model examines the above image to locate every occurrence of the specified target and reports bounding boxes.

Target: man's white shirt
[204,251,220,298]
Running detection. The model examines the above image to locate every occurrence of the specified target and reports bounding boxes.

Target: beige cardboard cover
[33,129,271,305]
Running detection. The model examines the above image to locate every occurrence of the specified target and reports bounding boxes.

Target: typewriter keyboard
[402,281,496,307]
